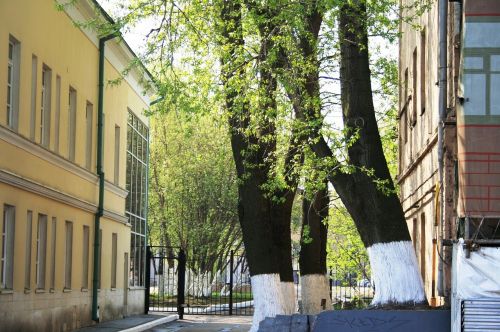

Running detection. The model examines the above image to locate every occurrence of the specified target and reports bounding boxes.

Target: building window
[64,221,73,289]
[114,125,120,185]
[40,65,52,147]
[55,75,61,153]
[126,110,148,287]
[36,214,47,289]
[30,55,38,140]
[111,233,117,288]
[86,102,93,170]
[68,87,77,161]
[7,36,20,130]
[82,226,89,289]
[1,205,15,289]
[420,29,426,115]
[411,47,417,126]
[420,213,426,284]
[25,211,33,290]
[50,217,56,290]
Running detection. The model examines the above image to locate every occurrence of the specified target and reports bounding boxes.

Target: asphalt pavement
[144,315,252,332]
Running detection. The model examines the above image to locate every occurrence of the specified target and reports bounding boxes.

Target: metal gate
[146,247,253,317]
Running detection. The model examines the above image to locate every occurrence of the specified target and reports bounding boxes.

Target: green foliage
[327,203,370,281]
[148,111,241,273]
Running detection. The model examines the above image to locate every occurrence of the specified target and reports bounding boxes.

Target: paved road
[145,315,252,332]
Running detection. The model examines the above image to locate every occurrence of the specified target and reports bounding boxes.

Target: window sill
[81,288,88,292]
[24,288,31,294]
[35,289,45,294]
[128,287,145,291]
[110,288,117,291]
[63,288,72,293]
[49,288,56,293]
[0,289,14,295]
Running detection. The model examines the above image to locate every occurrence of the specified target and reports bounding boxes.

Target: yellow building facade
[0,0,153,330]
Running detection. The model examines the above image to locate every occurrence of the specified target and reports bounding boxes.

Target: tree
[299,183,331,314]
[148,111,241,274]
[281,0,426,306]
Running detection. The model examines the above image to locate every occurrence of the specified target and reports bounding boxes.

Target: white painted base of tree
[250,274,286,332]
[281,281,296,314]
[300,274,332,314]
[367,240,425,305]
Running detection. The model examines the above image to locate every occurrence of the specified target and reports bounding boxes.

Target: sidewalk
[75,314,178,332]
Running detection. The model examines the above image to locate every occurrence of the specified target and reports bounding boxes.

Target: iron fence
[146,246,372,316]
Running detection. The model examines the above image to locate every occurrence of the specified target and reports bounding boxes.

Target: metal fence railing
[147,247,372,316]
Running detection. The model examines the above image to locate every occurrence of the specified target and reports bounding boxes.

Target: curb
[120,314,179,332]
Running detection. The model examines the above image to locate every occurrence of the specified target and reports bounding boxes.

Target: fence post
[229,250,234,316]
[177,249,186,319]
[145,246,151,314]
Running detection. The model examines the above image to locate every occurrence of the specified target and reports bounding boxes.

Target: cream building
[0,0,154,330]
[399,0,500,306]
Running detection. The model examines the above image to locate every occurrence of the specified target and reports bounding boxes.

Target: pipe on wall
[92,32,118,322]
[437,0,448,298]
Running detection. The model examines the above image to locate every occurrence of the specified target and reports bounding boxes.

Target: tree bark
[299,186,331,314]
[284,1,426,306]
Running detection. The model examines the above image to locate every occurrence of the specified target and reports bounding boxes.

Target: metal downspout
[437,0,448,297]
[92,33,118,322]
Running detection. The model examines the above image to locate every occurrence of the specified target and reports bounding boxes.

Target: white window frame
[1,205,15,290]
[36,214,47,290]
[82,226,89,289]
[111,233,117,288]
[85,102,93,170]
[25,211,33,290]
[30,55,38,140]
[40,65,52,147]
[114,125,120,185]
[64,221,73,289]
[7,36,20,130]
[68,87,77,162]
[50,217,56,290]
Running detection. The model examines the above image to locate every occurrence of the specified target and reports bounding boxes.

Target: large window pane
[491,74,500,115]
[464,73,486,116]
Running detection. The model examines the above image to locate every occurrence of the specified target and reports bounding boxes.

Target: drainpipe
[437,0,448,298]
[92,32,118,322]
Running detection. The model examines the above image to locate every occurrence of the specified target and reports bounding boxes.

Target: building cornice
[0,125,97,183]
[61,0,154,106]
[104,180,128,198]
[1,125,129,199]
[0,169,128,224]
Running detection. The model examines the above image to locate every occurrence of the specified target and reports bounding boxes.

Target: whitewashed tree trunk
[368,241,425,305]
[250,274,286,332]
[300,274,331,314]
[281,281,296,314]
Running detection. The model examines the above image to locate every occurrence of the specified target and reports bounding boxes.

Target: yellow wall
[0,0,152,330]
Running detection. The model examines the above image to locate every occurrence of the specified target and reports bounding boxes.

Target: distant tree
[148,111,241,273]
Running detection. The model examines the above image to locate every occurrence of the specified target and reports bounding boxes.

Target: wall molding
[105,180,128,198]
[0,125,98,183]
[0,169,128,224]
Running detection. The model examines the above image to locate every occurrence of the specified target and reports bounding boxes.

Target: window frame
[6,36,20,130]
[1,205,15,290]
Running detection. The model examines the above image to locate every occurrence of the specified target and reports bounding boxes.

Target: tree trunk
[334,1,425,306]
[219,1,294,329]
[299,187,331,314]
[284,1,426,306]
[271,192,296,314]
